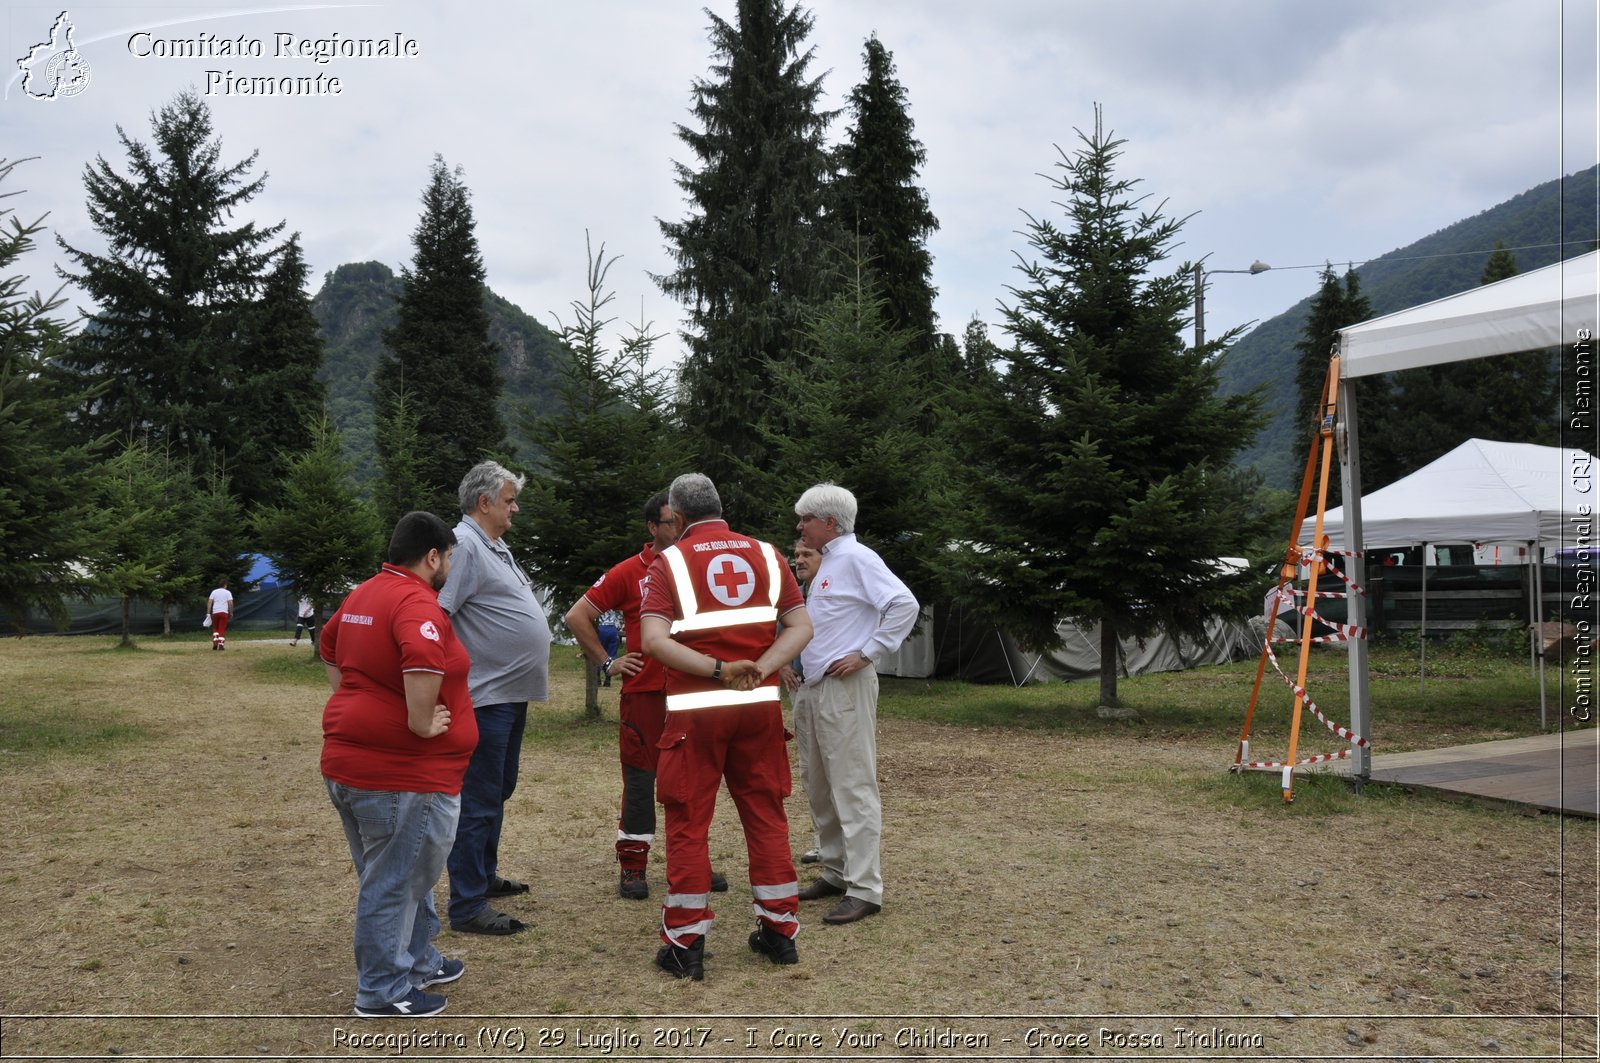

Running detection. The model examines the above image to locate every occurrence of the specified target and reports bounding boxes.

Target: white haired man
[439,461,552,936]
[793,482,918,924]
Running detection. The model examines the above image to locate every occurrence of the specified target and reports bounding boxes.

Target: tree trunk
[120,596,133,648]
[1098,621,1120,707]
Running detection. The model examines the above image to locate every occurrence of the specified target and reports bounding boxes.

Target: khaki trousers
[794,665,882,906]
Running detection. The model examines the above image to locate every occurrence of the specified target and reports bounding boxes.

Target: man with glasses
[438,461,552,936]
[566,491,732,901]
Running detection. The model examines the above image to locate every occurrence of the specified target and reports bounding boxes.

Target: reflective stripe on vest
[663,540,782,636]
[666,686,781,712]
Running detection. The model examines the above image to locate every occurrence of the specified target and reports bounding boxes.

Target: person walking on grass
[206,579,233,651]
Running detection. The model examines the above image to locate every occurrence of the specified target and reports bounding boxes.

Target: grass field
[0,632,1593,1060]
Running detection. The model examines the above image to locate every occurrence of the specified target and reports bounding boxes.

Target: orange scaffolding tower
[1234,355,1369,802]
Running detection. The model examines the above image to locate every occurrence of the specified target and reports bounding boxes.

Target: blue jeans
[447,701,527,923]
[324,780,460,1009]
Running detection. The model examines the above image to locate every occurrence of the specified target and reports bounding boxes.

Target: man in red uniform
[566,490,731,900]
[321,511,478,1018]
[640,473,811,981]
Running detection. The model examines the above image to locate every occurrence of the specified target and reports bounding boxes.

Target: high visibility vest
[658,535,784,712]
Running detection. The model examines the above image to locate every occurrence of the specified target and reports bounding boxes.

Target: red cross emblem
[706,553,756,606]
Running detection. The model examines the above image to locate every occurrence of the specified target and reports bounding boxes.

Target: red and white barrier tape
[1259,628,1370,749]
[1239,748,1353,770]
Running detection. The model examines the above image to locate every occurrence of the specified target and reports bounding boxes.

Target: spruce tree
[254,415,384,650]
[834,34,940,365]
[756,264,942,603]
[657,0,837,515]
[938,111,1264,708]
[0,159,105,634]
[1293,264,1369,435]
[55,90,287,507]
[238,235,327,507]
[377,155,506,519]
[1366,242,1556,486]
[137,453,249,636]
[373,379,437,530]
[518,238,682,708]
[1291,264,1375,500]
[90,436,182,648]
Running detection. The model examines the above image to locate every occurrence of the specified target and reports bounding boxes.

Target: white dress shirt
[800,533,918,685]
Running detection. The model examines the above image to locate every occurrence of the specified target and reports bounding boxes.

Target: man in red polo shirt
[567,490,721,901]
[639,473,811,981]
[321,511,478,1019]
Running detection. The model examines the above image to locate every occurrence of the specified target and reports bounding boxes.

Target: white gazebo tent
[1301,438,1594,723]
[1329,249,1599,777]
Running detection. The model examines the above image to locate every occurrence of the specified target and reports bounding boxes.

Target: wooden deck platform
[1354,728,1599,817]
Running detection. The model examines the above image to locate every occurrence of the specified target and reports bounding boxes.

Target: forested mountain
[311,261,569,484]
[1219,164,1599,489]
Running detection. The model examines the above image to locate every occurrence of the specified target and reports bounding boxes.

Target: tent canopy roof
[1339,249,1599,378]
[1301,438,1594,548]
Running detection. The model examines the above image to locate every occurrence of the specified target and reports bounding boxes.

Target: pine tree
[54,90,287,507]
[1481,241,1518,285]
[756,262,942,603]
[136,453,249,636]
[254,415,384,652]
[938,111,1265,708]
[237,234,326,507]
[1290,264,1376,500]
[656,0,837,514]
[373,379,438,531]
[89,436,182,648]
[518,238,682,714]
[377,155,506,519]
[0,158,106,634]
[1293,264,1370,435]
[1367,242,1556,486]
[834,34,940,365]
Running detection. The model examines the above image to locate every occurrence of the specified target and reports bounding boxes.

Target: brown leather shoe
[822,896,880,924]
[797,878,846,901]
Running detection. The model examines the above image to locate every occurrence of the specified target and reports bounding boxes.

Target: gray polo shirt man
[438,461,552,934]
[439,516,551,705]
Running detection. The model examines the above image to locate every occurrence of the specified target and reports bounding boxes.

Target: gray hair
[668,473,722,523]
[458,460,526,515]
[795,482,856,534]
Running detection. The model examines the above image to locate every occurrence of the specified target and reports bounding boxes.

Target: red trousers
[616,690,666,871]
[210,612,230,646]
[656,702,797,947]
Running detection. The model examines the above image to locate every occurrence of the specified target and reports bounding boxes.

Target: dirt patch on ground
[0,637,1593,1060]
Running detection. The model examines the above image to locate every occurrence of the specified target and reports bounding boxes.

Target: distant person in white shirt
[792,483,918,925]
[207,579,235,651]
[293,595,317,647]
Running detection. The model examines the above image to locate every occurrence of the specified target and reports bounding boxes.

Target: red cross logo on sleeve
[706,553,757,606]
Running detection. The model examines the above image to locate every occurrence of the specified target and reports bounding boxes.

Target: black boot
[748,924,798,965]
[654,937,705,981]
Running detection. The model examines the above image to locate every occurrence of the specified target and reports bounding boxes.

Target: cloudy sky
[5,0,1596,375]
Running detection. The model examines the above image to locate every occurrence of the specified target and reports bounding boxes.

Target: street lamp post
[1193,260,1271,350]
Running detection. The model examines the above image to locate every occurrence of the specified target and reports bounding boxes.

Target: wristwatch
[712,659,722,680]
[602,656,614,675]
